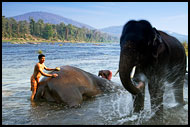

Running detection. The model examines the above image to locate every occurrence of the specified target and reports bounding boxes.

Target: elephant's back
[159,31,186,65]
[48,65,97,92]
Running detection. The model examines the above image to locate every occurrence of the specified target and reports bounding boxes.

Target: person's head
[38,54,45,63]
[98,70,112,80]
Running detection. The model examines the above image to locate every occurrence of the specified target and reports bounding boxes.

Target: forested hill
[10,11,95,30]
[2,15,119,43]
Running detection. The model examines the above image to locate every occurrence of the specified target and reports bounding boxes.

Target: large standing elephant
[119,20,186,115]
[34,65,118,107]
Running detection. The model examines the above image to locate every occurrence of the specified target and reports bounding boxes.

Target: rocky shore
[2,38,106,44]
[8,41,40,44]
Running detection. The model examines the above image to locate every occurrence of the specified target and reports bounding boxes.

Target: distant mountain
[99,26,123,37]
[99,26,188,43]
[164,31,188,43]
[9,11,95,30]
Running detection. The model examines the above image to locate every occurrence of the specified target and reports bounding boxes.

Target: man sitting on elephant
[98,70,112,80]
[30,54,59,101]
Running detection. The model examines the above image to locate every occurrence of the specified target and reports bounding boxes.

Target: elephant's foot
[149,114,164,125]
[133,82,145,113]
[68,101,81,108]
[173,101,186,109]
[150,102,164,123]
[133,92,144,113]
[66,97,83,108]
[174,90,185,105]
[133,105,144,113]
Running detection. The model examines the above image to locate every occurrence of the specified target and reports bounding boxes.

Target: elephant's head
[119,20,165,95]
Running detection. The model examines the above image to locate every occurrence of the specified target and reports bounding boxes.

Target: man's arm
[37,64,54,77]
[44,65,56,71]
[44,65,60,71]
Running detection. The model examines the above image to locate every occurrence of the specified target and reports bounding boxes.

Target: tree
[182,41,188,56]
[56,22,66,40]
[18,20,30,38]
[42,24,53,40]
[8,18,18,38]
[29,17,35,35]
[2,16,8,38]
[5,18,12,38]
[2,16,119,43]
[65,27,69,41]
[36,19,44,37]
[22,20,30,36]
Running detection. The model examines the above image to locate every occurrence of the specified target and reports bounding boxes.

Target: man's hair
[38,54,45,60]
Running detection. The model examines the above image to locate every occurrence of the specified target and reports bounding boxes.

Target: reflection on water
[2,42,188,125]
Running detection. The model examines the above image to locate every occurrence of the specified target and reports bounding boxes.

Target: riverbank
[2,37,115,44]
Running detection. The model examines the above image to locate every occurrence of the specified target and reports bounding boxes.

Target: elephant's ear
[152,27,163,45]
[148,27,162,46]
[149,27,164,59]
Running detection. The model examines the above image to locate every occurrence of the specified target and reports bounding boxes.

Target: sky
[2,2,188,35]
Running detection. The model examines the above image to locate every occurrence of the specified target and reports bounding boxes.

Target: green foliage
[2,16,119,43]
[29,17,35,35]
[182,41,188,56]
[37,50,43,54]
[2,16,30,38]
[42,24,53,39]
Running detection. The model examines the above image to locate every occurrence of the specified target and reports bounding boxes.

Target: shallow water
[2,42,188,125]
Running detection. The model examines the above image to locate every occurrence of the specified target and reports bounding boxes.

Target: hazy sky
[2,2,188,35]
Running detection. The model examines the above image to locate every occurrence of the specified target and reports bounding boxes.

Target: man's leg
[31,78,37,101]
[31,89,35,101]
[31,86,37,101]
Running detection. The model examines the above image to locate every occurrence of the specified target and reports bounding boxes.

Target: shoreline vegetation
[2,16,119,44]
[2,36,113,44]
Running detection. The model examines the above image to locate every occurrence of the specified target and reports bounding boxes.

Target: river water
[2,42,188,125]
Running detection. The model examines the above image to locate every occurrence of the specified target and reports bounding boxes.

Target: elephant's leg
[57,86,83,107]
[173,75,185,105]
[34,85,44,100]
[43,86,56,102]
[133,82,145,113]
[148,83,164,117]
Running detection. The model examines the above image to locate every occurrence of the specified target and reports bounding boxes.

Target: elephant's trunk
[119,54,140,95]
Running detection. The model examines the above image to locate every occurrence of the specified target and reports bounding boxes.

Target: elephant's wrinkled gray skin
[119,20,186,116]
[34,65,120,107]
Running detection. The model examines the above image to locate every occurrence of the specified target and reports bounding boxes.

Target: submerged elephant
[34,65,118,107]
[119,20,186,115]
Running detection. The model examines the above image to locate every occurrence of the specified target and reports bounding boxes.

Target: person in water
[30,54,60,101]
[98,70,112,81]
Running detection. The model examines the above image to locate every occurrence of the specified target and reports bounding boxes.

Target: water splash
[98,63,188,125]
